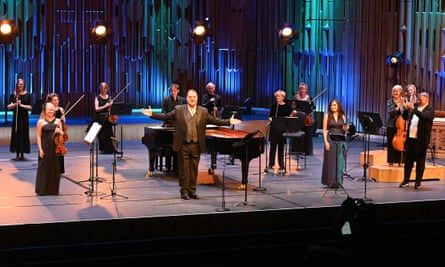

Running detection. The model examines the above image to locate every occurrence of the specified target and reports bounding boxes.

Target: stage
[1,117,445,265]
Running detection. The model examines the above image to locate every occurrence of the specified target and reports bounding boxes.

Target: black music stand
[356,111,380,201]
[292,100,312,114]
[110,102,132,160]
[234,131,258,207]
[81,121,105,197]
[220,105,243,120]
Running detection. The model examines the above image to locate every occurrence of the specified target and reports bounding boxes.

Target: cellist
[385,84,405,166]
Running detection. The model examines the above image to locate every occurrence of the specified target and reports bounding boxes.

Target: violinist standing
[291,82,315,155]
[385,84,405,166]
[94,82,116,154]
[46,93,66,173]
[399,92,434,190]
[35,102,64,195]
[7,78,32,161]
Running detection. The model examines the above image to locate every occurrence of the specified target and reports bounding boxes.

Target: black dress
[95,95,114,153]
[9,92,31,156]
[35,119,61,195]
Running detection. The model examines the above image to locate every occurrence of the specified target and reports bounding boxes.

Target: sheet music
[84,122,102,144]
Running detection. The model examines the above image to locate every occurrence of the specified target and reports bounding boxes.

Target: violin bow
[64,94,85,117]
[311,88,328,102]
[111,82,131,102]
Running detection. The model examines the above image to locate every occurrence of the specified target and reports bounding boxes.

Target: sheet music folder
[84,122,102,144]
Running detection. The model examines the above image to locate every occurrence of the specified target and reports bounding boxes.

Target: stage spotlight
[0,20,19,44]
[90,21,112,44]
[386,51,403,67]
[278,23,298,45]
[191,19,211,44]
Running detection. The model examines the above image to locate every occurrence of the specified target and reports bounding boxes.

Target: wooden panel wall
[0,0,443,132]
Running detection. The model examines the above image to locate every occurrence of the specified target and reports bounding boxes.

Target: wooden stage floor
[1,126,445,265]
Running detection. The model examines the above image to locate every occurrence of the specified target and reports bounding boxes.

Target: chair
[283,113,306,172]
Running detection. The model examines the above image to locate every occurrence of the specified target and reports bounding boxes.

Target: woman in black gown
[7,78,32,160]
[35,102,65,195]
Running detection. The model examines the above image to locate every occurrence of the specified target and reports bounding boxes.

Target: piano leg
[208,151,217,174]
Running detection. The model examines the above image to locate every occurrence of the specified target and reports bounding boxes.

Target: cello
[392,115,406,152]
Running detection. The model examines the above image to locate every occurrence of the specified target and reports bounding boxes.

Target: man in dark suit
[399,91,434,190]
[142,88,241,200]
[161,83,185,173]
[201,82,222,116]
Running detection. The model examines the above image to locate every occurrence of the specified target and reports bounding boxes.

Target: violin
[305,113,314,126]
[54,125,68,156]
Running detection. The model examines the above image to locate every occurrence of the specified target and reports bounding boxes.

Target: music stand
[283,114,306,174]
[356,111,379,201]
[82,122,105,197]
[220,105,243,120]
[110,102,132,160]
[292,100,312,114]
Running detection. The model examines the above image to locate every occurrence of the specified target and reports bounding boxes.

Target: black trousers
[403,138,427,185]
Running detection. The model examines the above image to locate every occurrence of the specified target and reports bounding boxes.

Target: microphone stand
[253,132,266,192]
[235,133,256,207]
[15,94,18,133]
[101,136,128,200]
[216,133,230,212]
[354,126,373,201]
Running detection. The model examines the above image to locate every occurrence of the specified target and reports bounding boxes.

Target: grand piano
[141,125,175,176]
[142,126,265,184]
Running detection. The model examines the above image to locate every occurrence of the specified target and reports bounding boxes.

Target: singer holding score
[141,88,241,200]
[321,99,349,188]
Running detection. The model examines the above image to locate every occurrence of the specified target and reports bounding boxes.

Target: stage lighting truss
[0,19,19,44]
[386,51,404,67]
[278,23,298,45]
[90,21,112,44]
[191,19,211,44]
